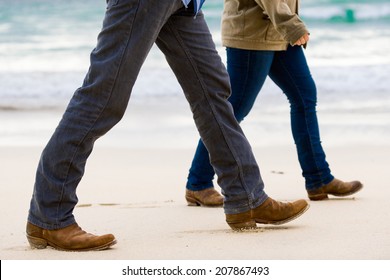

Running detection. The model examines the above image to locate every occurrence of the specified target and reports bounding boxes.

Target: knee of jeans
[290,94,317,113]
[233,105,252,122]
[233,111,244,122]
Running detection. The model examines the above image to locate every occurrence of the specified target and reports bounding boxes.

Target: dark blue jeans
[28,0,269,230]
[187,46,334,192]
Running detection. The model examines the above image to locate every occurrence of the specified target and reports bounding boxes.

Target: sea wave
[1,64,389,111]
[301,2,390,24]
[203,0,390,24]
[1,0,389,111]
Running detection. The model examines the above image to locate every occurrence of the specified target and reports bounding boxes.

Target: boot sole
[228,204,310,230]
[27,234,117,251]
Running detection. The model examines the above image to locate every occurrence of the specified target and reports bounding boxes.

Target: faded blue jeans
[187,46,334,192]
[28,0,269,230]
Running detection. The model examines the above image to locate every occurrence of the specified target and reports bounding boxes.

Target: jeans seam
[274,48,325,187]
[229,48,251,122]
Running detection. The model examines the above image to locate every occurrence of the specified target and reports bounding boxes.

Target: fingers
[294,33,310,46]
[303,33,310,43]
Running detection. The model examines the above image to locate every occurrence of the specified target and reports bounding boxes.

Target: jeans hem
[305,174,334,191]
[223,193,268,214]
[27,214,76,231]
[186,181,214,191]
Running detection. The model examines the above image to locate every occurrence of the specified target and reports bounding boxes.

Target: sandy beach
[1,2,390,279]
[1,100,389,261]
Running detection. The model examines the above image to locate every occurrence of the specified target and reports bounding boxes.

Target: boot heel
[227,220,257,231]
[185,197,200,207]
[27,235,48,249]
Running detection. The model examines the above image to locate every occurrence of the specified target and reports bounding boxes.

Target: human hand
[293,33,310,46]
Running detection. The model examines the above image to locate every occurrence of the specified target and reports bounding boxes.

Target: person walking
[26,0,309,252]
[185,0,363,207]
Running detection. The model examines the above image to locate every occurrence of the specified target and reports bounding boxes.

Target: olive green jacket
[222,0,309,50]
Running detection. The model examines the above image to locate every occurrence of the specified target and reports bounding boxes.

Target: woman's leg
[269,46,333,190]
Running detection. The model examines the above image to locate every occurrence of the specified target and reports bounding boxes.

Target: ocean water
[0,0,389,147]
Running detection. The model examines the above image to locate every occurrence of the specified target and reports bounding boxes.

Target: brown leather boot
[226,197,309,230]
[26,222,117,251]
[185,188,223,207]
[307,178,363,201]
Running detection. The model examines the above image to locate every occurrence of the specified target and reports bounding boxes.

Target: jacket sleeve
[255,0,309,45]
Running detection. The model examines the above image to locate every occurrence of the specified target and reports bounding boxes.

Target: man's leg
[156,11,268,215]
[27,0,183,250]
[155,10,309,229]
[184,48,274,207]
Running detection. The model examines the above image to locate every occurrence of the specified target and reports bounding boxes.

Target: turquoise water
[300,0,390,23]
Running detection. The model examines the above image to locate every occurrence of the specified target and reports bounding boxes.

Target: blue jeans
[187,46,334,192]
[28,0,269,230]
